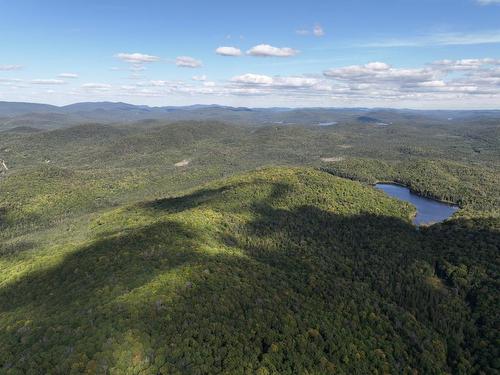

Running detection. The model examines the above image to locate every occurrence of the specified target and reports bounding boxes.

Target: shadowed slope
[0,167,498,374]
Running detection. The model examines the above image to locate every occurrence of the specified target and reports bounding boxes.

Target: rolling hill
[0,105,498,374]
[0,167,498,374]
[2,101,500,131]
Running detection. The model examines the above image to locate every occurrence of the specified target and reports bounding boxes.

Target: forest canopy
[0,118,498,374]
[0,167,498,374]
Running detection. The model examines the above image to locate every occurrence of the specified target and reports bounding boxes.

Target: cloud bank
[3,57,500,109]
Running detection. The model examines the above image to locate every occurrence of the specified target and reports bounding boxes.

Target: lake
[375,183,459,225]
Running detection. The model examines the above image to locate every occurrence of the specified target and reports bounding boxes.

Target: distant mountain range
[1,101,499,131]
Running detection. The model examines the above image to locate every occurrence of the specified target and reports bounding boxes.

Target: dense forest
[322,158,500,212]
[0,118,498,232]
[0,117,499,374]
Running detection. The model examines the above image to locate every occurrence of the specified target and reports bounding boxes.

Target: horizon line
[1,100,499,112]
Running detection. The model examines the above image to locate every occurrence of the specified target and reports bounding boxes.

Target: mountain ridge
[1,100,500,131]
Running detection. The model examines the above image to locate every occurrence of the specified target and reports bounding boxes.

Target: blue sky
[1,0,499,108]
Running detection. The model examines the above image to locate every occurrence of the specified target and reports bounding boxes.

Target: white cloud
[296,29,310,36]
[0,78,22,83]
[476,0,500,4]
[296,24,325,37]
[231,73,274,84]
[415,80,447,88]
[0,78,24,88]
[0,64,23,71]
[432,31,500,45]
[114,53,160,80]
[324,62,435,83]
[116,53,160,63]
[31,79,66,85]
[149,80,173,87]
[432,58,500,71]
[131,64,147,71]
[82,83,112,90]
[313,24,325,37]
[192,75,207,81]
[247,44,299,57]
[358,30,500,47]
[365,62,391,70]
[231,74,319,89]
[215,46,242,56]
[176,56,203,68]
[58,73,79,78]
[273,76,319,88]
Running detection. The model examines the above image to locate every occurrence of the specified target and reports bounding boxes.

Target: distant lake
[375,183,459,225]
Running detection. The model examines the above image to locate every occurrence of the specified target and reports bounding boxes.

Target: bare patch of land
[174,159,190,167]
[321,157,345,163]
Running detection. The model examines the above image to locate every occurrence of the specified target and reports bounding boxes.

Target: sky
[1,0,500,109]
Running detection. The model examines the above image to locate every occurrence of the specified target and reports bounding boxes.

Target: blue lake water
[375,183,459,225]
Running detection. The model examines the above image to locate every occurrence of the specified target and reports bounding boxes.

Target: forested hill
[0,167,498,374]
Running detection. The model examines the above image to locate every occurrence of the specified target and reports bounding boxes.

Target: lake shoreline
[374,182,459,226]
[372,180,461,208]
